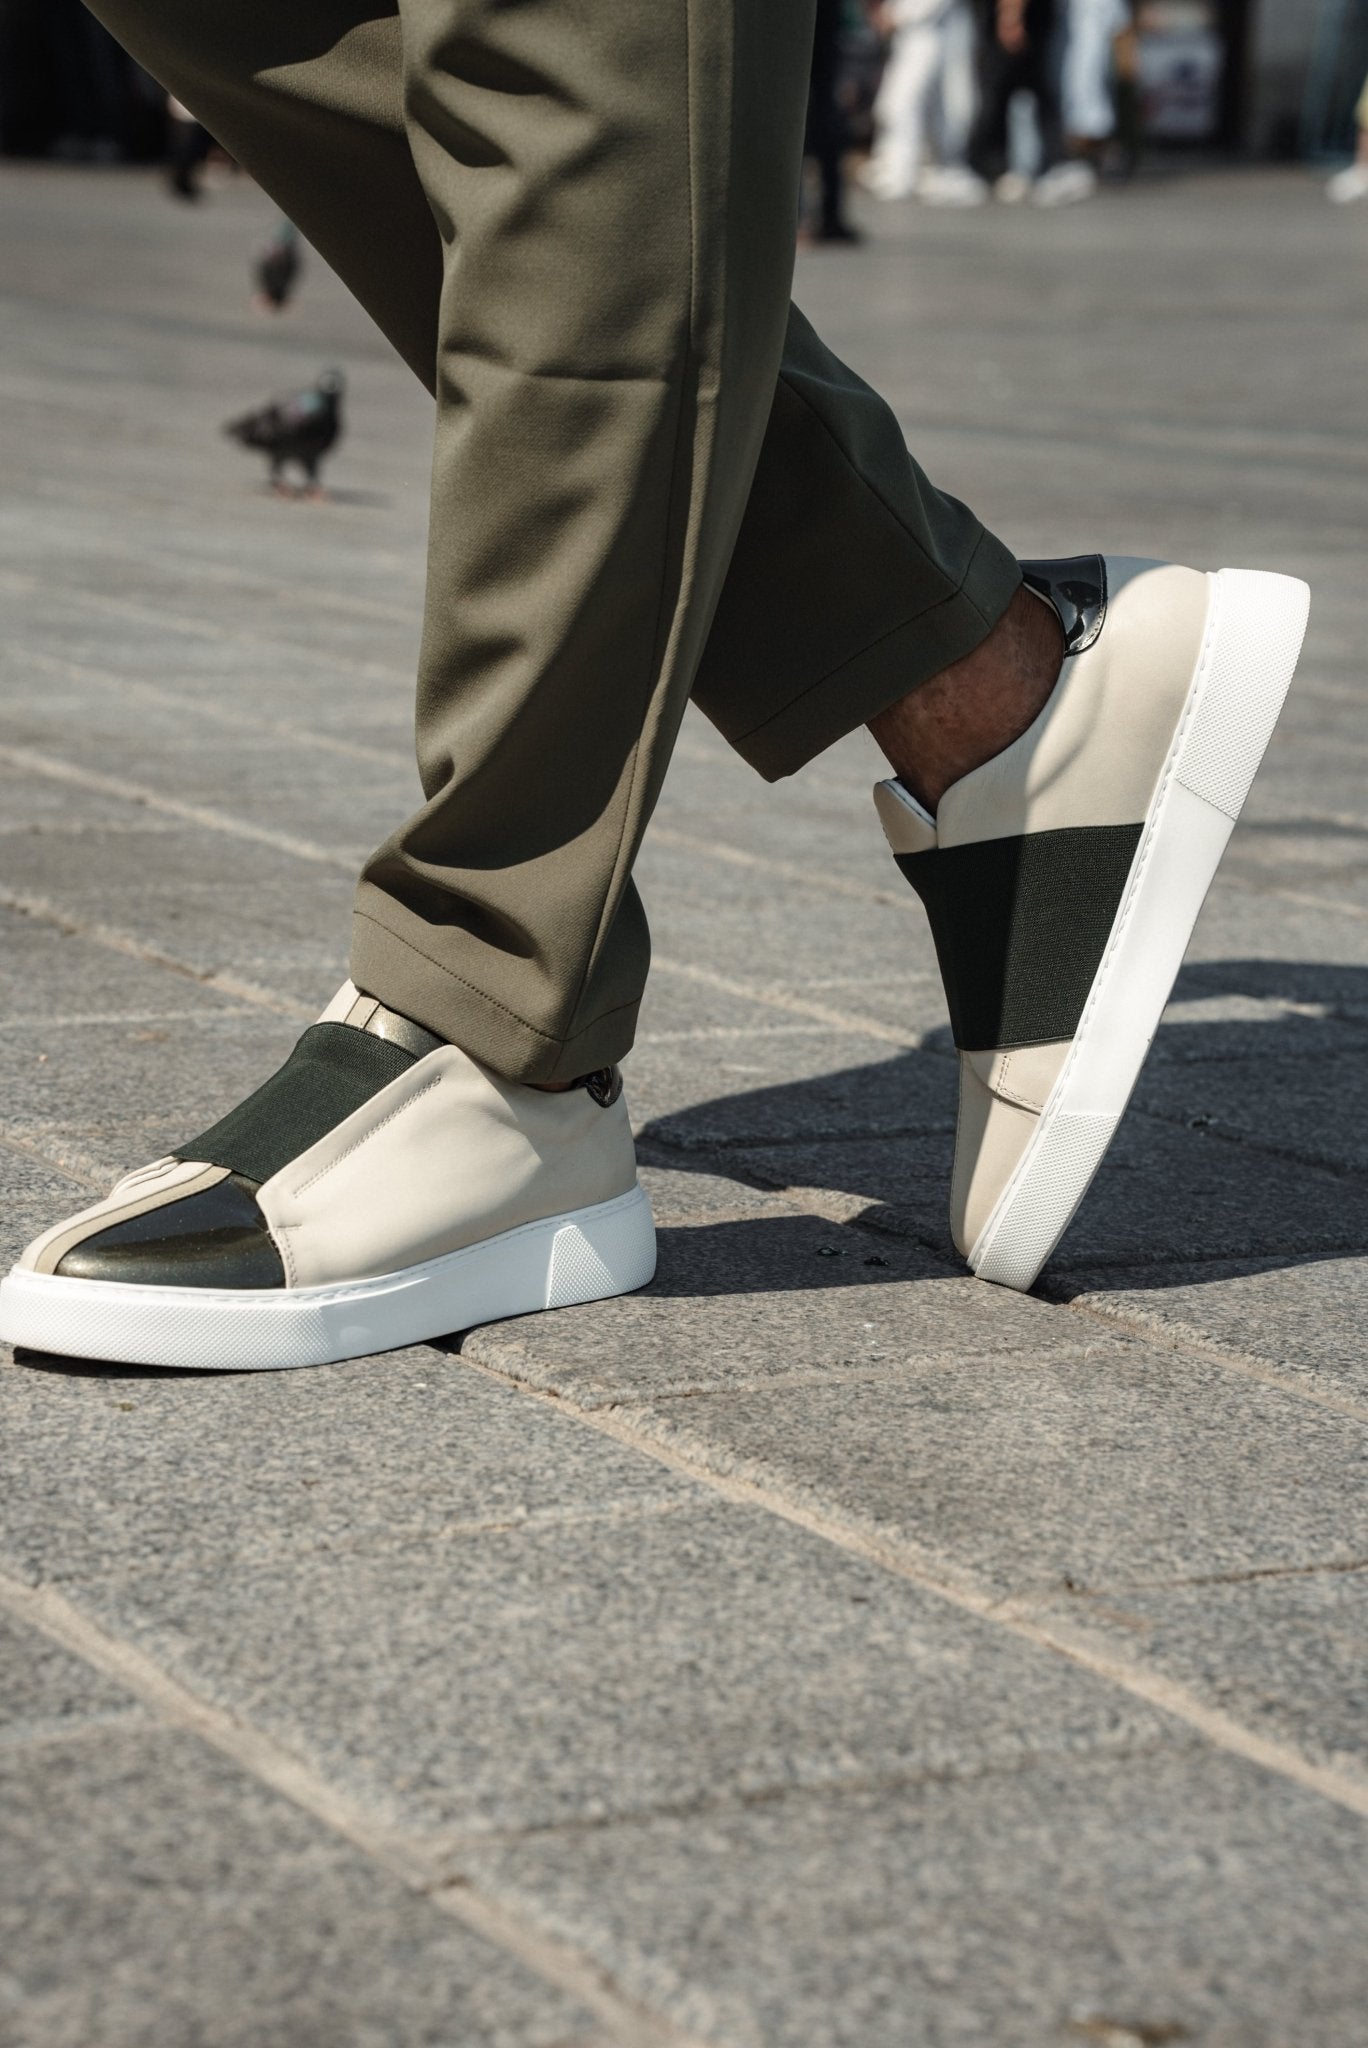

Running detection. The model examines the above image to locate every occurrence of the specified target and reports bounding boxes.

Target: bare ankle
[868,583,1065,814]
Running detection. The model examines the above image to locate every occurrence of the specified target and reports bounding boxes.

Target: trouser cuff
[350,902,642,1086]
[723,527,1023,782]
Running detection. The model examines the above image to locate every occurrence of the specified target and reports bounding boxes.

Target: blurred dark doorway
[0,0,164,161]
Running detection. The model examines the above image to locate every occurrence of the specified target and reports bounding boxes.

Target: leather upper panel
[257,1040,638,1288]
[938,560,1212,847]
[55,1174,285,1289]
[1020,553,1108,655]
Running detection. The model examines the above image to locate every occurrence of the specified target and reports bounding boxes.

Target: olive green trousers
[87,0,1020,1080]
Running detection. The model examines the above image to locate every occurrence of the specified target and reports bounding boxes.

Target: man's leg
[80,0,1019,1080]
[2,6,1309,1368]
[968,21,1017,183]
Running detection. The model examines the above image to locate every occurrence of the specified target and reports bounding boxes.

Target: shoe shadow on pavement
[10,959,1367,1381]
[639,958,1368,1299]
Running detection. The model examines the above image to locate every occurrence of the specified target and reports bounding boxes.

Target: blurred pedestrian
[863,0,986,205]
[1046,0,1132,202]
[1327,74,1368,204]
[968,0,1065,201]
[804,0,862,241]
[165,91,209,198]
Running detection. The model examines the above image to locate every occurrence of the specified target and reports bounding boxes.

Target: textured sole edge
[969,566,1311,1292]
[0,1184,656,1371]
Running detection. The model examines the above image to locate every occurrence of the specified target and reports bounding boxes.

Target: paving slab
[0,902,254,1028]
[638,846,932,1017]
[0,648,418,855]
[506,1345,1368,1599]
[458,1749,1368,2048]
[1024,1568,1368,1779]
[5,160,1368,2046]
[635,1043,949,1154]
[1183,876,1368,973]
[1167,948,1368,1026]
[0,1611,147,1746]
[0,536,422,680]
[1133,1045,1368,1176]
[0,600,417,741]
[637,1161,810,1228]
[628,1031,937,1143]
[0,783,351,1010]
[0,1346,693,1585]
[2,1484,1179,1843]
[1062,1255,1368,1406]
[1,1725,608,2048]
[0,1145,100,1268]
[0,1007,298,1183]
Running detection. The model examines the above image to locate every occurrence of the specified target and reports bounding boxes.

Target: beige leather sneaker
[877,554,1310,1291]
[0,985,655,1370]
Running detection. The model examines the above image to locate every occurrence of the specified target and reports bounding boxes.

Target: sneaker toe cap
[52,1174,285,1289]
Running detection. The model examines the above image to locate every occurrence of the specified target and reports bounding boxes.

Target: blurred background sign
[1137,1,1230,142]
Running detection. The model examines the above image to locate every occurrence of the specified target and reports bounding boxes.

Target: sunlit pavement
[3,163,1367,2046]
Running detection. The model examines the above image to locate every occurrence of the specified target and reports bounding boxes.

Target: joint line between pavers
[576,1351,1102,1408]
[0,1568,709,2048]
[0,744,362,874]
[1003,1555,1368,1606]
[0,887,315,1022]
[0,1127,104,1192]
[13,531,420,628]
[16,646,412,771]
[6,642,929,925]
[0,1009,261,1033]
[1221,869,1368,924]
[648,826,906,910]
[636,1137,1368,1427]
[0,569,411,691]
[650,958,912,1048]
[1127,1105,1368,1186]
[424,1725,1187,1860]
[1053,1290,1368,1425]
[454,1339,1368,1825]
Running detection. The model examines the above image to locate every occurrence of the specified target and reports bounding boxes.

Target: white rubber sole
[969,566,1311,1292]
[0,1183,656,1372]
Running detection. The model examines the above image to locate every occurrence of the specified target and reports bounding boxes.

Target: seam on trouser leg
[555,0,709,1052]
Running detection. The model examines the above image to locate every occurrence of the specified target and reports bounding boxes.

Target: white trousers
[868,7,974,194]
[1063,0,1128,141]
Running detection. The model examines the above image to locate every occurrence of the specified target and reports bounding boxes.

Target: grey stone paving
[2,163,1367,2045]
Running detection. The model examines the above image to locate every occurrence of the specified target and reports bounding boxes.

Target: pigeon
[223,369,343,497]
[252,218,303,312]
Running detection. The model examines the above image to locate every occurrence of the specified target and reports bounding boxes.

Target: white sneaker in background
[918,164,990,208]
[994,171,1033,205]
[1326,163,1368,204]
[859,157,917,201]
[1032,160,1099,208]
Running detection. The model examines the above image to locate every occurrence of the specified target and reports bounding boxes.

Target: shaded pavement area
[2,163,1367,2046]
